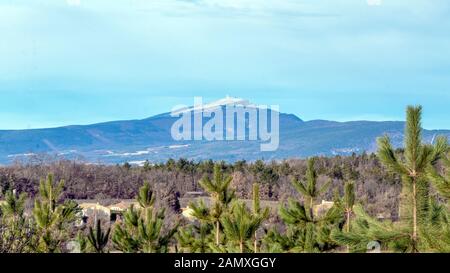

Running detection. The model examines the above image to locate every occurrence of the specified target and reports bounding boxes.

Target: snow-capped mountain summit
[172,96,251,115]
[204,96,249,108]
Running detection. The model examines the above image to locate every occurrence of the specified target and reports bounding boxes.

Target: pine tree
[33,174,80,253]
[263,226,304,253]
[112,205,177,253]
[343,181,355,234]
[332,106,448,253]
[220,201,267,253]
[377,106,447,252]
[331,204,403,252]
[76,231,88,253]
[275,158,343,252]
[291,158,331,213]
[87,219,110,253]
[423,152,450,251]
[343,181,355,253]
[0,190,37,253]
[38,173,65,212]
[419,198,450,252]
[332,181,356,252]
[137,181,155,209]
[112,182,177,253]
[428,153,450,199]
[177,223,214,253]
[177,200,215,253]
[197,164,236,246]
[112,205,141,252]
[0,190,27,218]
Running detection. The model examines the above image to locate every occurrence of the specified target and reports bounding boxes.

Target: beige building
[313,200,335,217]
[181,206,196,221]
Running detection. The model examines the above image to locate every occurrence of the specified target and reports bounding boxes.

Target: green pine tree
[0,190,27,218]
[220,201,267,253]
[332,106,448,253]
[38,173,65,212]
[422,152,450,251]
[33,174,80,253]
[177,223,214,253]
[112,182,177,253]
[177,199,216,253]
[291,158,331,212]
[87,219,110,253]
[0,190,37,253]
[76,231,89,253]
[342,181,356,253]
[137,181,155,209]
[377,106,447,252]
[428,153,450,199]
[196,164,236,246]
[263,226,304,253]
[343,181,356,234]
[274,158,343,252]
[331,204,402,252]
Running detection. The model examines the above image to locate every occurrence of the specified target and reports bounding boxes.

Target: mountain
[0,97,449,164]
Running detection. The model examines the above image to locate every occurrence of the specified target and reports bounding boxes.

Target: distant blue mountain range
[1,98,448,165]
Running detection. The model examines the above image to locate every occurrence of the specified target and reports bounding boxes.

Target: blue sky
[0,0,449,130]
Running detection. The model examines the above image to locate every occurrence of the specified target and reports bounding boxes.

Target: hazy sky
[0,0,449,130]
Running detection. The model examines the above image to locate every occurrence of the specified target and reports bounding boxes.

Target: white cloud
[367,0,382,6]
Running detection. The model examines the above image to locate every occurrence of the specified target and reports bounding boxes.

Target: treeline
[1,151,401,217]
[1,105,450,253]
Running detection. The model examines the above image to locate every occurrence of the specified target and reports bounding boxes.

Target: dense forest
[0,106,449,253]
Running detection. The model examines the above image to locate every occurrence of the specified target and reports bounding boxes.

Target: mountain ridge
[0,97,448,164]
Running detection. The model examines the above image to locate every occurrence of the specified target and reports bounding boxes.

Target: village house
[76,200,139,226]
